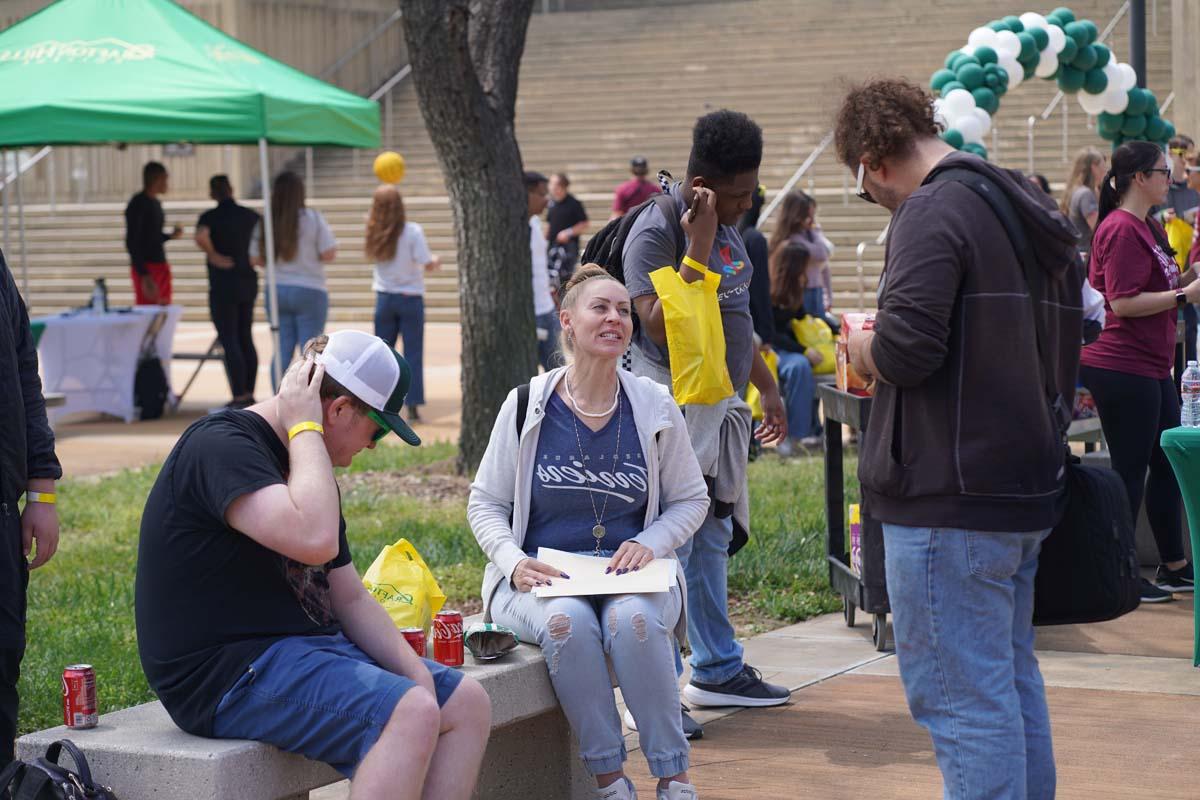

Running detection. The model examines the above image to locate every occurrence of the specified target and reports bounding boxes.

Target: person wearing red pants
[124,161,182,305]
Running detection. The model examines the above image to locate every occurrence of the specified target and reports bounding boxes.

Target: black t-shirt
[197,199,261,303]
[134,410,351,736]
[124,192,168,273]
[547,194,588,249]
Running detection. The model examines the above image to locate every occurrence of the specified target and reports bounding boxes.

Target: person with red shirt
[610,156,661,220]
[1080,141,1200,603]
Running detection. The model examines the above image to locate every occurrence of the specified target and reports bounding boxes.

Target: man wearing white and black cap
[611,155,661,220]
[135,330,491,798]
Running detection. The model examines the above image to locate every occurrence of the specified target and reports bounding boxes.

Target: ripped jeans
[491,575,688,778]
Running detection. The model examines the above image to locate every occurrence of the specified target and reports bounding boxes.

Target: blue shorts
[210,632,464,777]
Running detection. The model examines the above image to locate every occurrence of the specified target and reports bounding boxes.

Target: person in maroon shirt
[1080,141,1200,603]
[610,156,661,220]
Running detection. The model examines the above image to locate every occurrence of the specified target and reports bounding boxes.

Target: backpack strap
[43,739,94,786]
[514,383,531,441]
[648,191,687,265]
[0,760,23,791]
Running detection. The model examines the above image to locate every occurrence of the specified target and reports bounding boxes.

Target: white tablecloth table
[34,305,183,422]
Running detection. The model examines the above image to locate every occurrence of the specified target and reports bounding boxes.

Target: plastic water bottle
[90,278,108,313]
[1182,361,1200,427]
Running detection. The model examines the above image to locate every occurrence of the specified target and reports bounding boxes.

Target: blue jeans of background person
[883,524,1055,800]
[776,350,818,439]
[491,575,688,778]
[374,292,425,406]
[536,310,563,371]
[803,286,841,334]
[266,285,328,390]
[676,508,743,685]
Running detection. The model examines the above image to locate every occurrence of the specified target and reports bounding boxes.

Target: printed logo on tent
[206,44,259,64]
[0,38,154,66]
[719,245,746,276]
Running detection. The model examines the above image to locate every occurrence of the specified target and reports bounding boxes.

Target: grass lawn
[17,440,856,735]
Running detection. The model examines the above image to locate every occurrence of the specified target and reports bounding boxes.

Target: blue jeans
[776,350,818,439]
[491,574,688,778]
[803,286,840,333]
[266,285,328,390]
[374,292,425,405]
[536,310,563,371]
[676,507,743,684]
[883,525,1056,800]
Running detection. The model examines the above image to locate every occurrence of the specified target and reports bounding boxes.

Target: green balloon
[1003,15,1023,32]
[1057,38,1078,64]
[1016,32,1037,61]
[957,54,981,68]
[1083,68,1108,95]
[940,81,967,97]
[1163,121,1176,140]
[1083,20,1099,44]
[931,69,957,91]
[1056,65,1085,93]
[1023,61,1038,80]
[994,80,1007,98]
[1146,116,1168,141]
[974,46,998,66]
[971,87,999,114]
[1030,27,1049,51]
[1098,112,1124,133]
[962,142,989,159]
[1121,114,1147,137]
[1092,43,1111,68]
[989,20,1008,33]
[985,73,1000,90]
[957,63,986,90]
[1045,13,1064,28]
[1064,21,1089,48]
[1073,44,1097,72]
[1097,125,1120,142]
[941,129,965,149]
[945,51,964,69]
[1125,88,1149,116]
[1051,7,1077,25]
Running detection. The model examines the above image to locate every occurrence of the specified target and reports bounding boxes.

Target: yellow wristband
[682,255,708,274]
[287,421,325,441]
[26,491,56,505]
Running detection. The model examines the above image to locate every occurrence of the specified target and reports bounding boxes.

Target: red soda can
[433,610,464,667]
[62,664,98,729]
[401,627,426,658]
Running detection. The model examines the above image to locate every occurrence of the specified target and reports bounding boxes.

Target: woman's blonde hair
[364,184,407,262]
[559,264,626,356]
[1060,147,1105,215]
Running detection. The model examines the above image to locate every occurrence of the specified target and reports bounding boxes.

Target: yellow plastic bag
[746,348,779,422]
[361,538,446,635]
[791,316,836,375]
[648,265,734,405]
[1165,217,1195,270]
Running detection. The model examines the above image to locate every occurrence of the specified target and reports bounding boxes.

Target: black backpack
[0,739,120,799]
[134,312,169,421]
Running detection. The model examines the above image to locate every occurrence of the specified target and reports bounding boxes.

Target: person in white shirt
[365,184,441,422]
[526,171,562,370]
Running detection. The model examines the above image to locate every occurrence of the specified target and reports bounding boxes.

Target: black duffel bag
[0,739,119,799]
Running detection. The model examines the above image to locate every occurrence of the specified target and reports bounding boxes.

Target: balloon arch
[929,6,1175,160]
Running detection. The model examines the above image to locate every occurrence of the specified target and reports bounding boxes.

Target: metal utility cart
[818,383,891,651]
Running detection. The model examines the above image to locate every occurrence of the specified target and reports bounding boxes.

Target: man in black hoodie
[835,79,1082,799]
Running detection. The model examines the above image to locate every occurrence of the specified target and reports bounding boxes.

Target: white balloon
[972,107,992,136]
[994,30,1022,58]
[943,88,977,117]
[1102,85,1129,114]
[1102,60,1122,84]
[997,54,1023,89]
[1117,63,1137,91]
[1045,23,1066,54]
[956,115,985,145]
[933,98,950,129]
[1078,89,1108,115]
[968,26,999,49]
[1035,47,1060,78]
[1019,12,1048,31]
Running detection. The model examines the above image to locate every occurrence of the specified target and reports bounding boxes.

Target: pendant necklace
[566,376,622,556]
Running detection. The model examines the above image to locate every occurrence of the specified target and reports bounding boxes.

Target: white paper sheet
[531,548,676,598]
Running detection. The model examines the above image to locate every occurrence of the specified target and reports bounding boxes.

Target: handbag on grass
[0,739,120,799]
[935,168,1140,626]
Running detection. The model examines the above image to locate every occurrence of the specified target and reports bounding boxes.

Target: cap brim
[377,409,421,446]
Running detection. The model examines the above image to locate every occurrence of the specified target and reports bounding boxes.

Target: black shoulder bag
[0,739,120,799]
[937,168,1141,625]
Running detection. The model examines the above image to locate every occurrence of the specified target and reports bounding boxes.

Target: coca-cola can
[433,610,464,667]
[400,627,426,658]
[62,664,98,729]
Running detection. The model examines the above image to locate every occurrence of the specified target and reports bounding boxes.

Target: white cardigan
[467,367,709,638]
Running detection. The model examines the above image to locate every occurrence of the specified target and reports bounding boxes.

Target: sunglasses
[1144,168,1172,177]
[855,163,877,205]
[366,409,389,443]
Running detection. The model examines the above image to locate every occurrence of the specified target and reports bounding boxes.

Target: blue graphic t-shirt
[524,388,648,557]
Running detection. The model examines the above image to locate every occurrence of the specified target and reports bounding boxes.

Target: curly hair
[835,78,940,170]
[687,109,763,182]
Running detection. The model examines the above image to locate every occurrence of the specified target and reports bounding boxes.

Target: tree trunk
[399,0,537,474]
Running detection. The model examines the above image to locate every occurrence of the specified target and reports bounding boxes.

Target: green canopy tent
[0,0,381,382]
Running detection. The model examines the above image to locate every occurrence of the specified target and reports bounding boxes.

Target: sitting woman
[467,265,709,800]
[770,240,825,454]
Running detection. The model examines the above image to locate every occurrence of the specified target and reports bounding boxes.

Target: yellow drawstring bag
[791,316,836,375]
[361,538,446,635]
[1165,216,1195,271]
[648,265,734,405]
[746,348,779,421]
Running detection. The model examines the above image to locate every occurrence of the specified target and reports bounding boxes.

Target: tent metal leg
[259,138,282,388]
[15,156,27,300]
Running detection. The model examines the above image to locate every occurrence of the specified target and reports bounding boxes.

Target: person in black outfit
[545,173,588,288]
[124,161,182,305]
[195,176,262,409]
[736,183,773,349]
[0,250,62,776]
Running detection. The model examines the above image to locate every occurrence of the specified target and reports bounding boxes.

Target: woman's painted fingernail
[545,580,553,586]
[617,568,627,575]
[605,567,612,574]
[632,565,640,571]
[561,572,570,578]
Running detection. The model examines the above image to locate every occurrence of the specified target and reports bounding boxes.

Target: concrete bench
[18,634,590,800]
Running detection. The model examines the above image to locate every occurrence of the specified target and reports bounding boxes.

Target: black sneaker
[1156,562,1195,593]
[623,703,704,740]
[682,664,790,708]
[1140,578,1174,604]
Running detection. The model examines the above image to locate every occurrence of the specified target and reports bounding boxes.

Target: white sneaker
[596,777,638,800]
[657,781,698,800]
